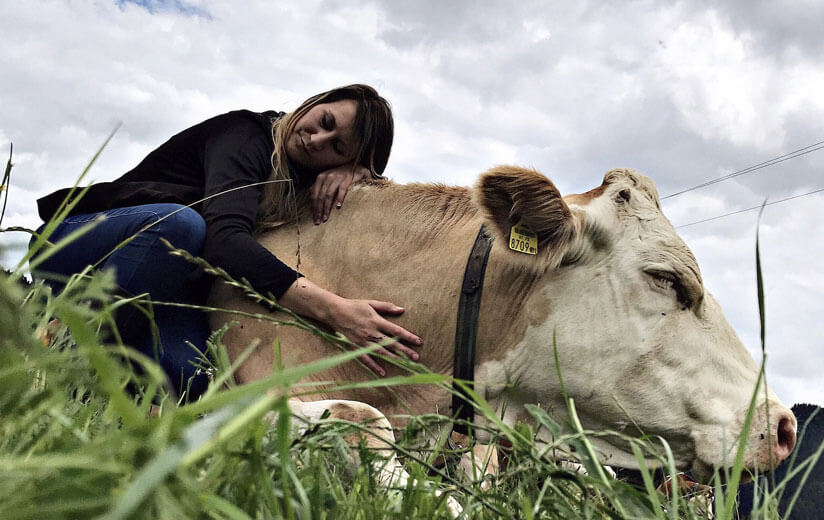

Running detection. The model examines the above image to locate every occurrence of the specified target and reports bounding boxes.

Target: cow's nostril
[776,416,796,459]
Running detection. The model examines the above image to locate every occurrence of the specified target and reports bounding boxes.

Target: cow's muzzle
[751,402,797,470]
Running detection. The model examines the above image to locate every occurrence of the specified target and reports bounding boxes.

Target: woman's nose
[308,130,333,149]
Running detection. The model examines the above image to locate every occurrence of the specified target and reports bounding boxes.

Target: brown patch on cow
[329,402,381,424]
[328,402,396,449]
[563,184,607,206]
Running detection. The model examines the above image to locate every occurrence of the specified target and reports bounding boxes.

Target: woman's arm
[199,120,418,375]
[279,277,421,377]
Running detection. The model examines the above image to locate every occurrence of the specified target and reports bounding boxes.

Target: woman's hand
[310,163,371,225]
[279,278,422,377]
[326,298,421,376]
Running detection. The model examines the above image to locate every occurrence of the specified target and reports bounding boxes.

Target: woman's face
[286,99,360,173]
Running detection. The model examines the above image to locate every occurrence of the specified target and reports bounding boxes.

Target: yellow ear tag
[509,219,538,255]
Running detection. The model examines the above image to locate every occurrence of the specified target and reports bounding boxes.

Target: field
[1,151,820,519]
[4,260,822,519]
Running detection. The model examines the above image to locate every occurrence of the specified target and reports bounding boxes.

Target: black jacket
[37,109,310,299]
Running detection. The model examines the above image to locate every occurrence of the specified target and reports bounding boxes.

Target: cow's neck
[476,250,551,361]
[465,243,556,409]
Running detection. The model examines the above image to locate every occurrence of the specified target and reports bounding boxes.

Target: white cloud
[0,0,821,409]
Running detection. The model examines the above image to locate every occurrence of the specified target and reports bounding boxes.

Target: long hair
[258,84,394,226]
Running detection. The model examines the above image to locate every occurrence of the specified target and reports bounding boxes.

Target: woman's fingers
[333,175,353,212]
[380,323,422,354]
[354,321,421,375]
[310,164,368,225]
[367,300,405,315]
[280,281,421,377]
[359,340,413,377]
[310,175,329,224]
[322,175,349,222]
[367,301,422,348]
[359,353,386,377]
[382,339,419,360]
[327,296,422,376]
[320,175,337,221]
[309,173,322,201]
[365,333,413,360]
[310,172,336,224]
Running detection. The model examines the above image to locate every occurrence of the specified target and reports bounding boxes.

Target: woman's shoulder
[196,109,284,135]
[169,110,284,155]
[222,109,284,123]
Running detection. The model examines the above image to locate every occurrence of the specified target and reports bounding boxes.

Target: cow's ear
[473,165,578,265]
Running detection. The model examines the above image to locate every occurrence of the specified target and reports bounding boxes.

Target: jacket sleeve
[200,126,300,300]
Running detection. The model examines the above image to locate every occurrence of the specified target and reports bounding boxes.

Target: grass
[1,150,820,519]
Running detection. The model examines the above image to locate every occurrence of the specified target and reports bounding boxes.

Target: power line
[675,187,824,229]
[662,139,824,200]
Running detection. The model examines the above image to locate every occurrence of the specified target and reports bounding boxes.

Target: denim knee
[153,205,207,256]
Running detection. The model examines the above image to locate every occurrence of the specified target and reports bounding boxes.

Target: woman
[32,84,421,399]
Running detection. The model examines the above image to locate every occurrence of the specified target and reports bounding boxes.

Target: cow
[209,166,796,496]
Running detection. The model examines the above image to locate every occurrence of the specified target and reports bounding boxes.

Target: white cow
[210,166,796,492]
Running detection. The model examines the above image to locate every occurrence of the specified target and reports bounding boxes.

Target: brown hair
[258,84,394,226]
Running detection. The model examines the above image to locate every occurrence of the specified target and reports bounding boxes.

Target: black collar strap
[452,225,494,435]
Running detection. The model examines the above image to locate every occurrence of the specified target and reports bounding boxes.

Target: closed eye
[321,112,335,130]
[321,113,346,155]
[651,272,675,290]
[645,270,692,309]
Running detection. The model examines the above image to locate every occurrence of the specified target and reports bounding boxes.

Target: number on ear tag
[509,219,538,255]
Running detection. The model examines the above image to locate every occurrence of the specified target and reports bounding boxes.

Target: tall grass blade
[0,143,12,227]
[101,400,244,520]
[630,442,664,519]
[719,200,770,519]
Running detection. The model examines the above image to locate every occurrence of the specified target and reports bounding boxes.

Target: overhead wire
[662,139,824,200]
[675,187,824,229]
[658,137,824,227]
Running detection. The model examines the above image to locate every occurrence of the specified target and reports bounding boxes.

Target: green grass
[1,150,819,519]
[0,237,805,520]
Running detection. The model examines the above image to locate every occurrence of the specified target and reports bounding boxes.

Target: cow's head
[473,166,796,480]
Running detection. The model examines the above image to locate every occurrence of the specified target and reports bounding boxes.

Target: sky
[1,0,821,406]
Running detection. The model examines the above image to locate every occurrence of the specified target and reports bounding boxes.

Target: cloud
[0,0,821,407]
[708,0,824,61]
[116,0,211,17]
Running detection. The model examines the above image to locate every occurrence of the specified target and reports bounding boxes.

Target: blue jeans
[32,203,211,399]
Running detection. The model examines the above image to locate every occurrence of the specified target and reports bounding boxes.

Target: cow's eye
[651,271,675,291]
[645,270,691,308]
